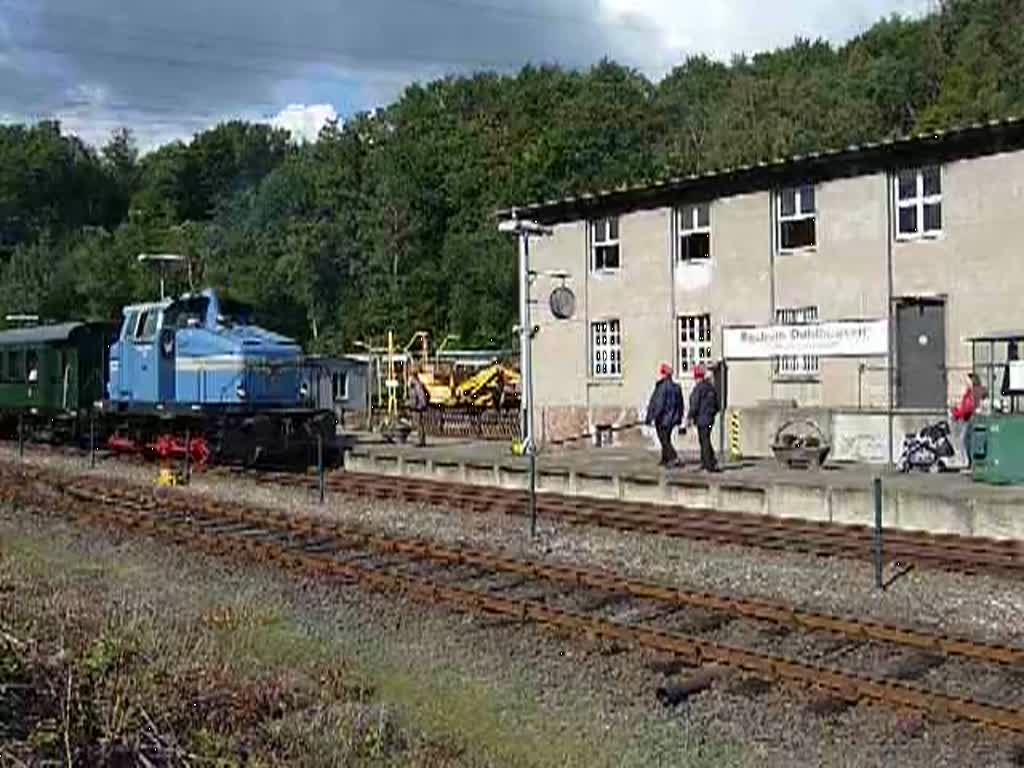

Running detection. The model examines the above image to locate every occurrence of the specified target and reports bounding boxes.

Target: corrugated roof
[498,116,1024,223]
[0,322,88,346]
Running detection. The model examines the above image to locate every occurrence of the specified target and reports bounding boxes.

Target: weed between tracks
[0,506,741,768]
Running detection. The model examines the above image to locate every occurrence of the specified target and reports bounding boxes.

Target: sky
[0,0,931,150]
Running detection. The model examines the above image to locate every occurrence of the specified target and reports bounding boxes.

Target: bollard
[183,428,191,485]
[873,476,884,589]
[17,415,23,459]
[89,414,96,469]
[317,434,325,504]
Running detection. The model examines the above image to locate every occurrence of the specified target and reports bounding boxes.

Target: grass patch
[0,512,743,767]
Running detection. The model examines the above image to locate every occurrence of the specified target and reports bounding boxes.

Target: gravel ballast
[4,446,1024,766]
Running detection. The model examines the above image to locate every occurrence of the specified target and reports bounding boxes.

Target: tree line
[1,0,1023,351]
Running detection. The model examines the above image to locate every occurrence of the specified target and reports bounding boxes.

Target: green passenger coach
[0,322,111,442]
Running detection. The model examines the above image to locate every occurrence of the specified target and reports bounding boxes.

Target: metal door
[896,299,946,408]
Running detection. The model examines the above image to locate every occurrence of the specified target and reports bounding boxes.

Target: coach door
[896,298,947,409]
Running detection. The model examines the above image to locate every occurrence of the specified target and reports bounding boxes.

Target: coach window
[10,349,24,382]
[25,349,38,383]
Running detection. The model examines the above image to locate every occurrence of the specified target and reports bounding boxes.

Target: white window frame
[590,318,622,379]
[776,184,817,252]
[895,166,942,240]
[590,217,620,273]
[333,371,348,401]
[774,306,820,379]
[678,314,713,376]
[677,203,711,262]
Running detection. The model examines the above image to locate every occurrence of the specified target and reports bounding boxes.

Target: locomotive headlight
[299,382,309,398]
[236,385,248,400]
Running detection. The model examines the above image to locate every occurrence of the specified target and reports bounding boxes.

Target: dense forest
[2,0,1024,351]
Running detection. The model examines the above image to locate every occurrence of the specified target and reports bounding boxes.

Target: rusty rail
[3,461,1024,734]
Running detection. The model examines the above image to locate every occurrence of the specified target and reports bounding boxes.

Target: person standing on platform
[688,364,720,472]
[645,362,685,467]
[952,371,987,469]
[406,370,430,447]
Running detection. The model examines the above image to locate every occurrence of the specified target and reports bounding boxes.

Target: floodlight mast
[498,215,553,538]
[137,253,186,301]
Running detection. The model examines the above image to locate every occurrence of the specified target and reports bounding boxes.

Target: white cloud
[271,103,338,143]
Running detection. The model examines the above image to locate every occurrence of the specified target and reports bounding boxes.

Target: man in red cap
[688,364,720,471]
[645,362,685,467]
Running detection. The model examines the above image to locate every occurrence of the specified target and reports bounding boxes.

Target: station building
[502,118,1024,462]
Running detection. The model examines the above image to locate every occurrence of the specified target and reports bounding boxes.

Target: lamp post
[499,217,552,538]
[137,253,186,301]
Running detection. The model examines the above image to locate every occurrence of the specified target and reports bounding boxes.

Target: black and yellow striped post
[728,411,742,460]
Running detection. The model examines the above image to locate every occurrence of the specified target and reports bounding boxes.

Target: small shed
[305,355,371,429]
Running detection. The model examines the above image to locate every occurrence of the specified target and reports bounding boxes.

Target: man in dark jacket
[646,362,685,467]
[688,364,720,471]
[407,370,430,447]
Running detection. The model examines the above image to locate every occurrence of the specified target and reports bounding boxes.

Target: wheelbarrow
[771,419,831,469]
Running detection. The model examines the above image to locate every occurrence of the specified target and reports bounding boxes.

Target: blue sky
[0,0,929,150]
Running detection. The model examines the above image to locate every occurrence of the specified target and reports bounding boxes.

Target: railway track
[4,459,1024,734]
[226,467,1024,579]
[7,441,1024,578]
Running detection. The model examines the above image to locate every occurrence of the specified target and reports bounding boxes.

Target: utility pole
[499,217,552,538]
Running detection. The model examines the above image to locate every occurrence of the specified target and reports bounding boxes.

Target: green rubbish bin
[971,414,1024,485]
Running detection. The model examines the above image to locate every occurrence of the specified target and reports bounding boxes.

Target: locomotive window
[165,297,209,329]
[218,299,253,327]
[121,310,140,340]
[135,310,159,342]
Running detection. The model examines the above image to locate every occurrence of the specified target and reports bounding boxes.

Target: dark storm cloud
[0,0,920,146]
[4,0,659,117]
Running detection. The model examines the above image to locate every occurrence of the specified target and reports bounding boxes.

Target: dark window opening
[680,232,710,261]
[165,297,211,330]
[780,218,816,250]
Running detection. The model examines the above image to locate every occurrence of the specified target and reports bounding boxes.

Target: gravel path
[5,445,1024,767]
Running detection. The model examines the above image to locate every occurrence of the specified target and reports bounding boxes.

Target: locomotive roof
[0,322,94,346]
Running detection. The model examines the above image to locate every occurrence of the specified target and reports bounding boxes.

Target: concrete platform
[342,434,1024,541]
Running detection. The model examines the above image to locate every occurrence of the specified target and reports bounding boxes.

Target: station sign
[724,319,889,360]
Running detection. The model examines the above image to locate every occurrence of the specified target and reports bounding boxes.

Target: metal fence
[424,407,521,440]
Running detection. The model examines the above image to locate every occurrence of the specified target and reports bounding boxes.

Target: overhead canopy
[0,322,93,346]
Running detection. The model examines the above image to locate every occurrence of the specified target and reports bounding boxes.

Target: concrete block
[374,455,401,476]
[538,471,571,494]
[828,487,875,527]
[433,462,463,482]
[344,453,375,473]
[403,459,432,478]
[971,501,1024,540]
[718,484,766,515]
[766,484,830,522]
[622,476,670,504]
[893,492,973,536]
[466,463,499,487]
[576,472,618,499]
[499,466,529,489]
[666,481,714,510]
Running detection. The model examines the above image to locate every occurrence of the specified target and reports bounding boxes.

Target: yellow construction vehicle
[451,364,520,409]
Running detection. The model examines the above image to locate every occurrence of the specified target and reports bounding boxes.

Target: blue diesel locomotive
[103,288,334,465]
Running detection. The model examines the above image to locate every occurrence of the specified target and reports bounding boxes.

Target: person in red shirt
[952,372,986,468]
